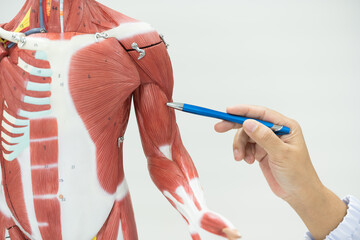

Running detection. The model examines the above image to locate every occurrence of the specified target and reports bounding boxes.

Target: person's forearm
[287,184,347,240]
[215,105,350,239]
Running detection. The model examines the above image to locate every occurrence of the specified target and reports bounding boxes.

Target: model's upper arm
[130,39,176,153]
[131,39,199,181]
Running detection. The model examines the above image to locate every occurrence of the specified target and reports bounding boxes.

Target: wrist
[287,184,347,239]
[285,177,325,209]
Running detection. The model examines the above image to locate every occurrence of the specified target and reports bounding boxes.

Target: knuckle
[270,145,286,161]
[276,144,295,161]
[288,118,303,133]
[258,128,274,143]
[280,144,291,157]
[290,118,300,127]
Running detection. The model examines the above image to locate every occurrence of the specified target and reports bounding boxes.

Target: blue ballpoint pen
[166,102,291,135]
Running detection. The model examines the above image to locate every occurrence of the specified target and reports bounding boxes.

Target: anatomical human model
[0,1,241,239]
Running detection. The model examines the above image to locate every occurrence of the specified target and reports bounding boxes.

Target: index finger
[226,104,297,130]
[214,120,242,133]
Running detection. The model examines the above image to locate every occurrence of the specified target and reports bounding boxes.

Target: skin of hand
[214,105,348,240]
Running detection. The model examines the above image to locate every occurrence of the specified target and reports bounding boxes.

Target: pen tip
[166,102,184,110]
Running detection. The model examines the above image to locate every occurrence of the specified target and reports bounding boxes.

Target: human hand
[214,105,347,239]
[214,104,320,203]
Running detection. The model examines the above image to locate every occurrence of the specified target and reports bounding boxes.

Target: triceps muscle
[134,83,204,210]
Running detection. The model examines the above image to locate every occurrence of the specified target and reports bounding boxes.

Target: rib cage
[1,52,53,162]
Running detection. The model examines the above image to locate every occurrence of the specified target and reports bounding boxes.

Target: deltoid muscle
[0,0,241,239]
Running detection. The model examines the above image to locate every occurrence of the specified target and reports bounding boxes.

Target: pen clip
[270,125,283,132]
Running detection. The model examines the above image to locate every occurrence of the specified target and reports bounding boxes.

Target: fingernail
[244,120,258,133]
[233,149,240,161]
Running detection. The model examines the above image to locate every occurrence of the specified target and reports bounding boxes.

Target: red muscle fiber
[3,0,139,34]
[3,2,31,32]
[30,140,58,166]
[47,0,61,33]
[8,225,28,240]
[0,211,8,238]
[1,0,237,238]
[18,50,51,69]
[33,199,61,240]
[0,211,28,240]
[64,0,135,33]
[0,43,6,60]
[69,38,140,194]
[0,28,60,237]
[96,194,138,240]
[31,167,58,195]
[133,43,203,213]
[30,118,58,140]
[129,44,174,100]
[0,58,51,114]
[121,33,162,51]
[200,212,228,238]
[119,194,138,240]
[30,118,62,240]
[191,233,202,240]
[2,159,32,234]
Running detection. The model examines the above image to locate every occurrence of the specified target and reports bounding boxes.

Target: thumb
[243,119,284,155]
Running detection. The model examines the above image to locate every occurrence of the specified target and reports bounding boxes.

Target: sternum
[60,0,64,33]
[15,34,120,239]
[43,41,116,240]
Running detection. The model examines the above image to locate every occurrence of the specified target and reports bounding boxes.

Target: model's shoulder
[92,4,173,97]
[87,2,163,49]
[104,21,162,51]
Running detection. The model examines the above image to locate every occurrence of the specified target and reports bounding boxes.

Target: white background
[1,1,360,239]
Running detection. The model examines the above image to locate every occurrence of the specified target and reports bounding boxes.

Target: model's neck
[26,0,85,33]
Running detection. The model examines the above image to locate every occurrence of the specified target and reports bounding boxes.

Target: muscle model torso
[0,1,240,240]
